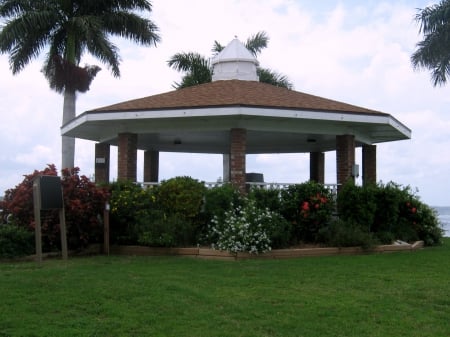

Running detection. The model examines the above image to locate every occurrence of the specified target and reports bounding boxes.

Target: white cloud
[14,145,55,166]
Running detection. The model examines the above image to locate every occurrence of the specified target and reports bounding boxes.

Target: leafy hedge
[109,177,206,247]
[336,182,443,246]
[0,224,34,258]
[0,168,444,257]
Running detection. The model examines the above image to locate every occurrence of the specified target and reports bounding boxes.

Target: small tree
[2,164,108,250]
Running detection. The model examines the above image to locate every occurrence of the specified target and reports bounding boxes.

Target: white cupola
[211,38,259,82]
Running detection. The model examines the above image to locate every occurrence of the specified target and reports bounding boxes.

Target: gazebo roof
[89,79,383,114]
[62,79,411,154]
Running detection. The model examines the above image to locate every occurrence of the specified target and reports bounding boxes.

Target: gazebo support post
[230,128,247,194]
[144,150,159,183]
[222,154,230,182]
[310,152,325,184]
[336,135,355,190]
[362,144,377,186]
[118,133,137,182]
[94,143,110,184]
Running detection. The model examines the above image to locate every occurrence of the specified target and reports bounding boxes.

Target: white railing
[141,181,339,195]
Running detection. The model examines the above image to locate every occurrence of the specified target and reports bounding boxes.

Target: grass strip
[1,239,449,337]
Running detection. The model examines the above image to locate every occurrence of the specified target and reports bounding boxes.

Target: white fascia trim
[61,113,89,135]
[388,115,412,138]
[61,106,411,137]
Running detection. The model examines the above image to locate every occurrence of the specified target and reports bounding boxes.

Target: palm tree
[411,0,450,86]
[168,31,293,89]
[0,0,160,169]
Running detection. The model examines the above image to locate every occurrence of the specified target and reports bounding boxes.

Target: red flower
[411,207,417,214]
[301,201,310,211]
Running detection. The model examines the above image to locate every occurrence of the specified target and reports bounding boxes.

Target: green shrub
[372,182,409,234]
[137,211,196,247]
[203,184,242,222]
[0,224,34,258]
[265,212,293,249]
[322,219,377,250]
[248,187,282,213]
[337,182,377,230]
[109,181,157,244]
[280,181,335,243]
[247,188,292,248]
[110,177,206,247]
[336,181,443,246]
[157,176,206,220]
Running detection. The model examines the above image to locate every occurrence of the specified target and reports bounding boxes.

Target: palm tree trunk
[61,89,76,170]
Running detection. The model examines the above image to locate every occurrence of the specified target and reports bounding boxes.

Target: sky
[1,0,449,206]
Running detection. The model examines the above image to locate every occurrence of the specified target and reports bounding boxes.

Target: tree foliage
[167,31,293,89]
[0,0,160,89]
[411,0,450,86]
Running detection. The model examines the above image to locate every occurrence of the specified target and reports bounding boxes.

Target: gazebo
[61,38,411,193]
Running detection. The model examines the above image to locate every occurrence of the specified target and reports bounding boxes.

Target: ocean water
[434,206,450,237]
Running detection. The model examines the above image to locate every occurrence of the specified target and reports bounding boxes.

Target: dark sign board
[37,176,64,210]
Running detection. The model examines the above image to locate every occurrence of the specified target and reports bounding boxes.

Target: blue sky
[1,0,449,206]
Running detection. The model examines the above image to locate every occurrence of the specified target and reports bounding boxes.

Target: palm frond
[102,11,160,46]
[212,40,224,55]
[257,67,293,89]
[168,52,212,89]
[412,0,450,86]
[0,0,160,90]
[245,31,269,56]
[415,0,450,34]
[167,52,210,72]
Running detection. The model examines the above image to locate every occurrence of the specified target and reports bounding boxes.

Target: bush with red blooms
[280,181,335,243]
[1,164,108,251]
[337,181,443,246]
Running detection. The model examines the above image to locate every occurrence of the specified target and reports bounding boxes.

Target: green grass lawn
[1,239,450,337]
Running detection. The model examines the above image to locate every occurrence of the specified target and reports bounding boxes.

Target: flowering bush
[1,165,108,251]
[208,199,274,254]
[337,181,443,246]
[280,182,335,243]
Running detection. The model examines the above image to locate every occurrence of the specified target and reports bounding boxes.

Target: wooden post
[103,202,110,255]
[32,180,42,265]
[59,208,68,260]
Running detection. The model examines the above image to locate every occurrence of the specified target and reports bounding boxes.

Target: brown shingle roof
[91,79,386,115]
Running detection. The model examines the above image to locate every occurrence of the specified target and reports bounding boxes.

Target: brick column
[144,150,159,182]
[362,144,377,186]
[230,128,246,194]
[336,135,355,189]
[94,143,110,184]
[118,133,137,182]
[310,152,325,184]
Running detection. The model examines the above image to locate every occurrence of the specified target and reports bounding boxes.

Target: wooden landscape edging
[108,241,425,261]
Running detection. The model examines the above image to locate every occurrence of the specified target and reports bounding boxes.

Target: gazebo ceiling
[61,80,411,154]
